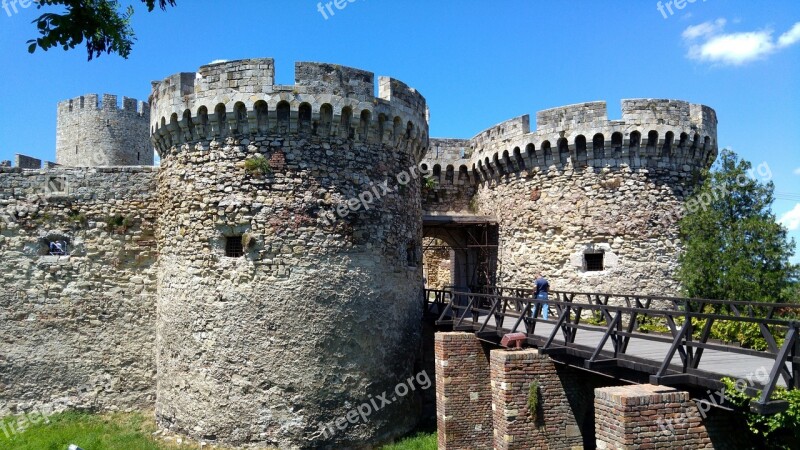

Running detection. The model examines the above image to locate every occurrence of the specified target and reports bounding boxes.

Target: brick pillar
[490,349,583,449]
[595,384,713,449]
[435,332,493,450]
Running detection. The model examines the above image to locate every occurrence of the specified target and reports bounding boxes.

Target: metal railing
[428,286,800,412]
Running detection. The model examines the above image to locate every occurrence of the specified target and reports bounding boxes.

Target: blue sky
[0,0,799,260]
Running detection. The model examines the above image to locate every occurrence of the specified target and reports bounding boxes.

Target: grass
[0,410,436,450]
[0,411,226,450]
[381,431,437,450]
[0,411,165,450]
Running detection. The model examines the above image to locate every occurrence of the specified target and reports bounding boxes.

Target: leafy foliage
[635,315,671,334]
[678,149,798,303]
[721,378,800,448]
[27,0,176,60]
[244,155,272,176]
[527,379,541,420]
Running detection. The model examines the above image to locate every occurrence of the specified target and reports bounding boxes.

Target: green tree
[678,149,797,303]
[27,0,176,60]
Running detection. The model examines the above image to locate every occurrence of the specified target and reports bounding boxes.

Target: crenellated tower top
[423,99,718,184]
[56,93,152,167]
[149,58,430,161]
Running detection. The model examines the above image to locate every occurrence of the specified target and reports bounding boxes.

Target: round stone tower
[56,93,152,166]
[422,99,718,297]
[149,59,429,448]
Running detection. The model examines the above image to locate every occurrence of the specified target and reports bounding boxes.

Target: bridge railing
[423,288,453,317]
[428,287,800,412]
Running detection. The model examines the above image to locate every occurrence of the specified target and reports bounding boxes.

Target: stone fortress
[0,58,717,449]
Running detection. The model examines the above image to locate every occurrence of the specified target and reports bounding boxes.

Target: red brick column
[595,384,713,449]
[435,332,493,450]
[490,349,583,449]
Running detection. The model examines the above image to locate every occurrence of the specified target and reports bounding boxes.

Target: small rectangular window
[47,240,68,256]
[585,253,604,272]
[225,236,244,258]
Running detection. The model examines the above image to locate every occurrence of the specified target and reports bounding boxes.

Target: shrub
[105,215,134,233]
[721,377,800,448]
[244,155,271,176]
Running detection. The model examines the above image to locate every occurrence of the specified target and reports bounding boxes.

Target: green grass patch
[0,410,433,450]
[380,431,437,450]
[0,411,169,450]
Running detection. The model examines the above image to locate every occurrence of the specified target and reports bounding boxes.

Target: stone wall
[0,166,158,416]
[56,94,152,167]
[434,332,493,449]
[422,98,717,296]
[14,154,43,169]
[476,165,693,296]
[423,243,452,289]
[421,138,478,215]
[151,59,429,449]
[490,349,583,449]
[595,385,712,449]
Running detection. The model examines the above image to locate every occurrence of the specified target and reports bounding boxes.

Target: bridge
[423,286,800,448]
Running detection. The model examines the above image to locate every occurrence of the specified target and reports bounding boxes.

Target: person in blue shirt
[534,272,550,320]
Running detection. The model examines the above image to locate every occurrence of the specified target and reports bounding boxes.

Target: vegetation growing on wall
[528,379,541,421]
[244,155,271,176]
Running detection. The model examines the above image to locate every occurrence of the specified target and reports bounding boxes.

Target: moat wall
[0,167,158,416]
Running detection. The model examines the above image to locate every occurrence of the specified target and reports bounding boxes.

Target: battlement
[149,59,429,159]
[56,93,153,167]
[471,116,530,150]
[536,101,608,131]
[57,93,149,117]
[426,99,718,186]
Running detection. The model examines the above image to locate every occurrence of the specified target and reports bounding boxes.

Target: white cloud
[682,19,726,40]
[778,23,800,48]
[683,20,800,66]
[780,204,800,231]
[794,167,800,176]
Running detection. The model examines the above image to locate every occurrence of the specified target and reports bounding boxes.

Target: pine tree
[678,149,798,303]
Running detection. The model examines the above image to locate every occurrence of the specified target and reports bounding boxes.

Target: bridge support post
[434,332,493,450]
[594,385,712,449]
[490,349,583,450]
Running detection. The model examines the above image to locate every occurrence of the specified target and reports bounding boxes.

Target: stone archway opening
[422,215,499,292]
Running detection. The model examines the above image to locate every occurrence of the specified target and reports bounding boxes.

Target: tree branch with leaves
[27,0,176,60]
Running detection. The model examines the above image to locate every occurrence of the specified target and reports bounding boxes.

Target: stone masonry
[490,349,583,450]
[0,166,158,416]
[56,94,152,166]
[1,56,722,449]
[149,59,429,449]
[434,332,493,449]
[595,384,713,449]
[422,99,717,298]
